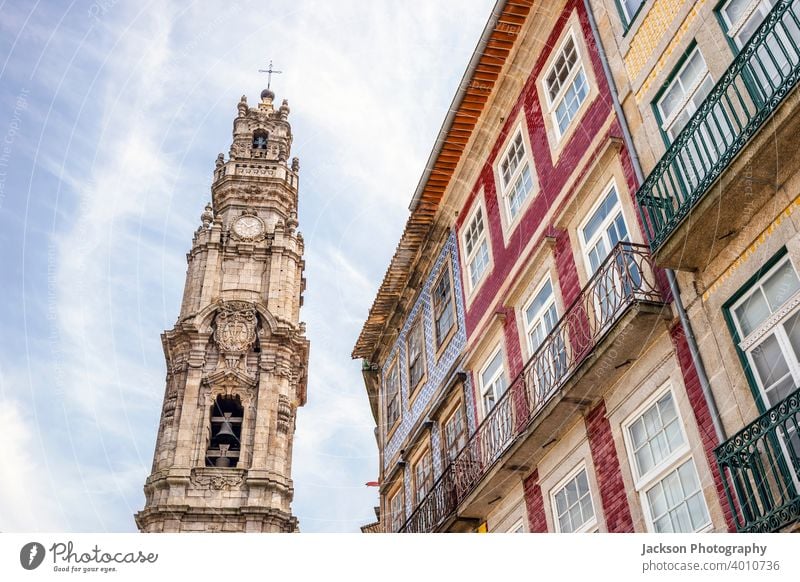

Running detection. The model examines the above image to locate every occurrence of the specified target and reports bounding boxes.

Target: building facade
[589,0,800,532]
[136,88,309,533]
[352,0,781,534]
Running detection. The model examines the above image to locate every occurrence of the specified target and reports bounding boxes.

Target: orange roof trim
[352,0,534,359]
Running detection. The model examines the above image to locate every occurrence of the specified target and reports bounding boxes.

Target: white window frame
[720,0,776,48]
[496,124,537,226]
[506,518,526,533]
[522,274,559,357]
[478,345,507,416]
[461,199,492,295]
[578,179,631,278]
[622,385,712,533]
[655,46,714,141]
[543,30,591,140]
[549,463,598,533]
[730,255,800,409]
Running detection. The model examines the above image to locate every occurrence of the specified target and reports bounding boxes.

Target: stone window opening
[252,130,269,149]
[205,394,244,467]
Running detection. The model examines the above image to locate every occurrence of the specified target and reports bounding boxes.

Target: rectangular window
[720,0,800,90]
[545,33,590,137]
[656,47,714,141]
[433,266,456,348]
[464,205,490,290]
[389,488,405,532]
[413,449,433,506]
[552,467,596,533]
[523,275,567,398]
[581,183,630,275]
[730,256,800,409]
[385,359,400,429]
[498,130,535,222]
[524,276,559,354]
[654,46,735,190]
[625,389,711,532]
[579,182,640,324]
[407,317,426,391]
[479,347,507,414]
[443,405,467,463]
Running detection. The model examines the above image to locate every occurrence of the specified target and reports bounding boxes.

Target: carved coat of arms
[214,301,257,353]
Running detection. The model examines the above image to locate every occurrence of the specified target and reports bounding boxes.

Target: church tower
[136,87,309,533]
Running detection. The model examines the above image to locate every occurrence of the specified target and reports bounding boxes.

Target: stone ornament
[191,469,245,490]
[214,301,258,357]
[277,394,293,434]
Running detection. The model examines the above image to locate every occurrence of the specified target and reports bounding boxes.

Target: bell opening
[205,394,243,467]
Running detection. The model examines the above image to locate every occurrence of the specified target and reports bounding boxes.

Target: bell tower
[136,88,309,533]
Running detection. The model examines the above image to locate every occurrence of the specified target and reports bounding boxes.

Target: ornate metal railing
[399,243,662,532]
[716,387,800,532]
[636,0,800,251]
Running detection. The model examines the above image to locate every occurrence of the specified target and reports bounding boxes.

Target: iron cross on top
[258,60,282,90]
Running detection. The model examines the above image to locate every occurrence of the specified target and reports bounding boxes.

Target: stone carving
[214,302,258,369]
[191,469,245,491]
[277,395,292,433]
[162,392,177,419]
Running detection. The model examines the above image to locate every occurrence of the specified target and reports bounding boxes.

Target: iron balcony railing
[636,0,800,251]
[399,242,662,532]
[716,386,800,532]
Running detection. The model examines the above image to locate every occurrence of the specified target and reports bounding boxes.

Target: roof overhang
[352,0,534,360]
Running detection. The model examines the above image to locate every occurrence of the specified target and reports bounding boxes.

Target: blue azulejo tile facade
[381,231,475,493]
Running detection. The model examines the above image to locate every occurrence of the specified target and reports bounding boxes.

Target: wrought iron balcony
[716,387,800,532]
[636,0,800,256]
[399,242,662,532]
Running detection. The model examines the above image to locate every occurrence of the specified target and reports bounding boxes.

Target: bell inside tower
[252,129,269,150]
[205,394,244,467]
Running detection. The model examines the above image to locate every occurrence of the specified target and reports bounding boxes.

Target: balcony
[399,243,665,532]
[636,0,800,271]
[716,387,800,533]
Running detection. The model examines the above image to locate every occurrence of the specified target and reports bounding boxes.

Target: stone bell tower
[135,87,309,533]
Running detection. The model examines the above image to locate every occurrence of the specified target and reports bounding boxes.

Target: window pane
[648,483,668,517]
[555,490,567,514]
[762,260,800,311]
[630,418,647,448]
[686,492,709,529]
[735,291,770,336]
[751,333,791,389]
[635,445,655,476]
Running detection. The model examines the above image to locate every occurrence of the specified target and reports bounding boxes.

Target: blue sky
[0,0,494,532]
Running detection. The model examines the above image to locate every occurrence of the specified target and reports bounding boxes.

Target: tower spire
[136,90,308,533]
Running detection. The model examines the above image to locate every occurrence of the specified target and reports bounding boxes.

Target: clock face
[233,215,264,239]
